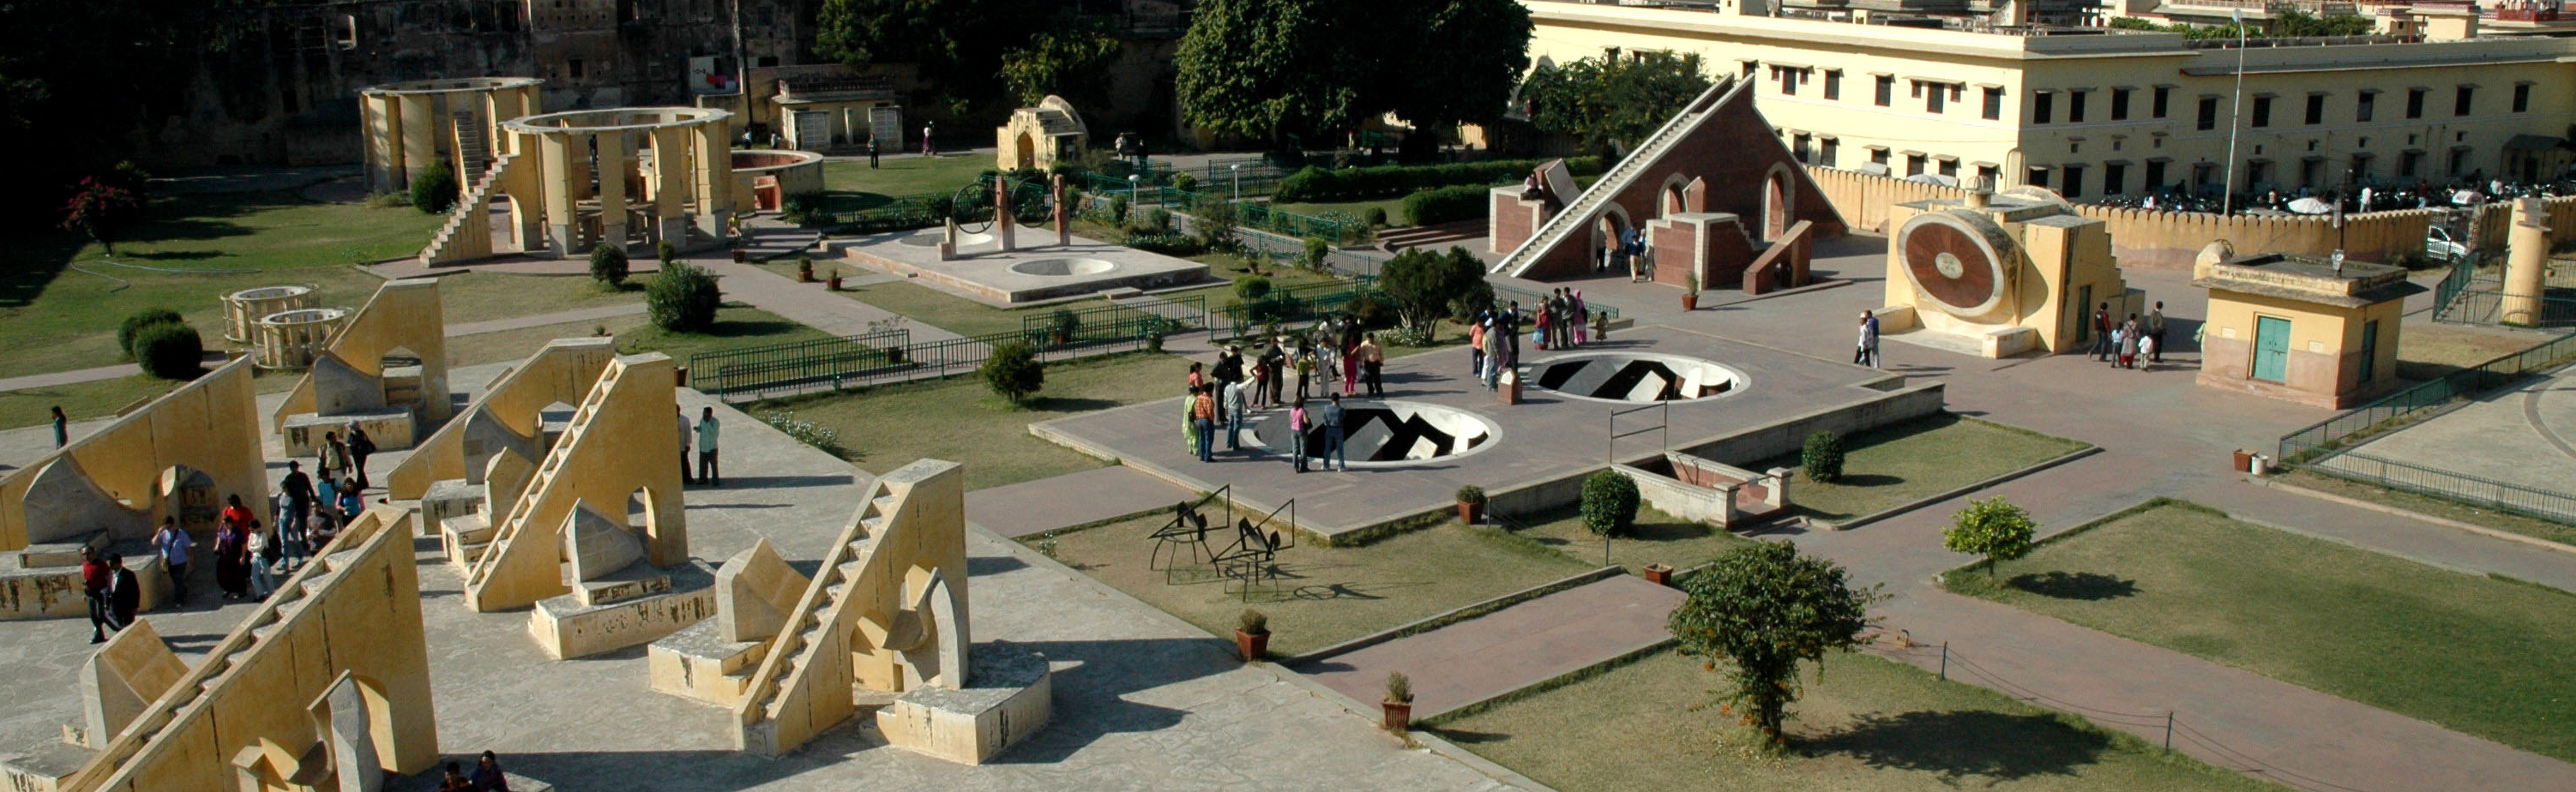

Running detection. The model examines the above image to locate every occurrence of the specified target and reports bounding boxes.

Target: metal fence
[2439,286,2576,328]
[685,329,910,393]
[689,315,1179,398]
[2277,330,2576,522]
[1074,174,1358,244]
[2302,451,2576,523]
[1018,296,1207,341]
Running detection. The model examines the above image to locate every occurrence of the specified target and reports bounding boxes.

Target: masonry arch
[1761,162,1797,242]
[1586,203,1636,272]
[1657,173,1692,219]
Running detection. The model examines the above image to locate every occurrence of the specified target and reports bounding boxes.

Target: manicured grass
[811,155,1000,213]
[1027,514,1592,657]
[1501,503,1748,574]
[1943,501,2576,763]
[3,369,303,430]
[1747,414,2088,524]
[747,351,1183,491]
[2277,469,2576,548]
[0,188,440,376]
[1429,650,2273,792]
[433,272,641,325]
[1268,196,1407,225]
[2395,319,2561,381]
[440,305,828,369]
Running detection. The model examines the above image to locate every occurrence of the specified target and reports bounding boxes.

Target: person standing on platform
[153,517,192,608]
[82,547,112,642]
[345,423,376,491]
[677,406,695,485]
[51,405,69,447]
[1321,393,1349,471]
[2146,301,2168,363]
[1854,310,1881,369]
[1359,334,1384,397]
[107,555,140,627]
[695,407,723,487]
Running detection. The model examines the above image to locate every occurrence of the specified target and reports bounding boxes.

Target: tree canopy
[1519,48,1713,152]
[2109,11,2374,39]
[1177,0,1531,142]
[1000,16,1126,107]
[818,0,1059,112]
[1376,245,1490,340]
[1668,541,1881,747]
[1944,496,2037,577]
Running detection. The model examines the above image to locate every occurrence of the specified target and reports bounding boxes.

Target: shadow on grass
[1032,395,1121,412]
[1808,710,2111,782]
[1428,727,1514,745]
[1827,473,1905,487]
[2009,571,2140,601]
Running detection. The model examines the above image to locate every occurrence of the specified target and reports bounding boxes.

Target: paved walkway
[0,304,655,395]
[966,465,1196,538]
[1290,574,1684,720]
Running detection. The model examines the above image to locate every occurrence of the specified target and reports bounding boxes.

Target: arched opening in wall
[1663,183,1688,218]
[159,465,220,535]
[1014,131,1038,171]
[625,486,656,545]
[1764,168,1791,242]
[1587,206,1634,273]
[379,345,422,375]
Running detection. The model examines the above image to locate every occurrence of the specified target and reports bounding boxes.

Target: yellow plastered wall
[69,507,436,792]
[0,357,268,551]
[463,354,688,612]
[1881,201,2127,354]
[386,338,619,500]
[273,279,451,429]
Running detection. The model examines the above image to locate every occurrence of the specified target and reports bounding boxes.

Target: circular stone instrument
[1896,210,2016,319]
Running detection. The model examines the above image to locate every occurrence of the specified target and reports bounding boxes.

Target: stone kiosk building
[2195,253,2423,407]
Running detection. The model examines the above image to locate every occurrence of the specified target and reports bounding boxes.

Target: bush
[1271,157,1608,202]
[1235,275,1273,303]
[1049,308,1082,341]
[1302,237,1332,271]
[1456,485,1486,504]
[118,308,184,360]
[655,240,678,264]
[409,159,460,214]
[1238,608,1268,635]
[1346,293,1398,330]
[131,321,203,380]
[1803,430,1845,483]
[1399,184,1492,226]
[1945,496,2037,577]
[1108,195,1130,225]
[981,339,1044,403]
[1581,470,1641,537]
[647,261,722,333]
[1363,207,1388,228]
[589,244,630,287]
[1173,172,1198,192]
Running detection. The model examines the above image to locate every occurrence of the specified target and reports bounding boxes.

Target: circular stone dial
[1899,213,2011,317]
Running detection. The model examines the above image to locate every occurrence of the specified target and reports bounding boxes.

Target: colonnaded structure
[419,105,738,266]
[359,77,545,197]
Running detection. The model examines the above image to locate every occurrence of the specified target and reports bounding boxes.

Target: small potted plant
[1682,270,1701,311]
[1235,609,1271,662]
[828,269,844,291]
[1382,671,1415,732]
[797,256,816,283]
[1642,562,1676,587]
[1455,485,1486,525]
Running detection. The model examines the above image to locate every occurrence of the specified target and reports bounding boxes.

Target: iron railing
[2277,330,2576,523]
[689,315,1180,398]
[686,330,910,393]
[2302,451,2576,523]
[1019,296,1207,343]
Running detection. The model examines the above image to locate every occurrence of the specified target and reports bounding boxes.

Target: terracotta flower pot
[1235,629,1269,662]
[732,249,748,263]
[1383,701,1413,732]
[1458,501,1483,525]
[1643,562,1676,587]
[1682,294,1700,311]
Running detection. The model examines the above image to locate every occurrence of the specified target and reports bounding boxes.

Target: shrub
[981,339,1044,403]
[1581,470,1640,537]
[646,261,722,333]
[589,243,630,287]
[1271,157,1608,202]
[1173,172,1198,192]
[1345,293,1397,330]
[131,321,203,381]
[1108,195,1131,225]
[409,159,460,214]
[1049,308,1082,342]
[1193,200,1240,254]
[1384,671,1414,705]
[118,308,184,360]
[655,240,678,264]
[1147,207,1174,232]
[1455,485,1486,504]
[1946,496,2038,578]
[1363,207,1388,228]
[1235,275,1273,303]
[1399,184,1492,226]
[1301,237,1332,271]
[761,411,845,458]
[1802,430,1845,483]
[1238,609,1269,635]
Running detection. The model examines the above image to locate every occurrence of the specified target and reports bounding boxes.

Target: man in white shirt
[696,407,723,487]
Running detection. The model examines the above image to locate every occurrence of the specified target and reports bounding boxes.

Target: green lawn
[1028,515,1592,657]
[1268,196,1408,225]
[1945,501,2576,763]
[810,155,1000,214]
[1430,650,2274,792]
[434,272,641,325]
[0,187,441,376]
[747,351,1183,491]
[441,304,827,369]
[2277,469,2576,549]
[1748,414,2088,524]
[1501,503,1749,574]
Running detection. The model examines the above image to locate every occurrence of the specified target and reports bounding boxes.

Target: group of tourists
[678,405,723,487]
[2088,301,2169,369]
[98,422,380,638]
[1183,337,1361,471]
[436,750,516,792]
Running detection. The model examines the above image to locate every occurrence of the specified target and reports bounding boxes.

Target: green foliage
[1385,670,1415,704]
[817,0,1056,109]
[998,15,1123,106]
[646,261,722,333]
[1580,470,1641,537]
[1048,308,1082,341]
[1455,485,1486,504]
[980,339,1045,403]
[1399,184,1492,226]
[655,240,677,264]
[409,159,459,214]
[1192,200,1241,253]
[1108,194,1131,226]
[761,411,846,458]
[131,321,202,381]
[1172,172,1199,192]
[117,308,184,360]
[1363,207,1388,228]
[1801,431,1845,483]
[1177,0,1532,140]
[2110,10,2372,39]
[1235,275,1274,302]
[1520,48,1713,150]
[1945,496,2037,577]
[1667,541,1881,747]
[1345,292,1397,330]
[1379,245,1488,339]
[1238,608,1269,635]
[588,243,630,287]
[1272,157,1604,202]
[62,176,145,253]
[1301,237,1333,271]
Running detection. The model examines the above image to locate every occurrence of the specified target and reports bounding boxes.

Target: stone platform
[834,228,1211,306]
[875,641,1053,765]
[529,559,719,660]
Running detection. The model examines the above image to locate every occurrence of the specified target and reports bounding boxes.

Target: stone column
[2502,196,2551,326]
[1054,173,1069,246]
[565,131,594,201]
[651,126,692,247]
[695,119,734,240]
[503,128,546,255]
[364,93,402,195]
[594,132,629,255]
[539,132,578,258]
[396,93,437,191]
[996,173,1017,251]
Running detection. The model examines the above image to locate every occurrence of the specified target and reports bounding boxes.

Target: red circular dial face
[1902,219,2001,313]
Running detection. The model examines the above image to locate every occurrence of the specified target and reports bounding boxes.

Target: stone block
[19,456,147,546]
[439,513,494,568]
[715,538,810,643]
[81,619,187,748]
[315,674,384,792]
[418,480,485,537]
[575,563,673,608]
[311,353,390,418]
[481,450,537,520]
[0,552,164,621]
[15,531,109,570]
[646,619,769,705]
[529,559,718,660]
[562,501,643,584]
[875,643,1052,765]
[283,408,416,458]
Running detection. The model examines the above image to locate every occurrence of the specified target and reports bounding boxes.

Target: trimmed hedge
[1399,184,1493,226]
[132,321,203,381]
[118,308,184,360]
[647,261,722,333]
[1273,157,1606,203]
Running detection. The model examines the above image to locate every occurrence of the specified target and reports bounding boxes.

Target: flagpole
[2222,7,2246,215]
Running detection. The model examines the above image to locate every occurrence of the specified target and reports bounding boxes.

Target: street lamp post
[1231,164,1242,202]
[1129,174,1141,207]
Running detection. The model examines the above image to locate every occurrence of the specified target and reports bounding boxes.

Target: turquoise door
[2253,315,2291,382]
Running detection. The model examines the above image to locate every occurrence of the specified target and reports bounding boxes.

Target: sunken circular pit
[1009,258,1119,277]
[1247,400,1499,469]
[1529,352,1746,404]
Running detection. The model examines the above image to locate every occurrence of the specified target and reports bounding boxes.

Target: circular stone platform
[1248,401,1498,468]
[1529,352,1745,404]
[1010,258,1117,277]
[896,227,996,248]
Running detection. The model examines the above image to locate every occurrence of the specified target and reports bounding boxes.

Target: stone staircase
[732,481,911,755]
[418,147,519,266]
[452,108,491,187]
[460,357,629,609]
[1491,78,1735,279]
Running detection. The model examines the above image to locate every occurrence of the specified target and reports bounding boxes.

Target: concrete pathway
[966,465,1196,538]
[1290,575,1685,720]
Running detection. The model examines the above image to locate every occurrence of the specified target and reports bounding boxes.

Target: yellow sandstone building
[1521,0,2576,196]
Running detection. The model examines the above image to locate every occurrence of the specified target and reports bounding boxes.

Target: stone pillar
[651,127,692,247]
[539,132,578,258]
[503,129,545,255]
[594,133,629,255]
[364,93,402,195]
[695,119,734,240]
[2502,196,2551,326]
[996,174,1017,252]
[565,132,594,201]
[397,93,437,191]
[1053,173,1069,246]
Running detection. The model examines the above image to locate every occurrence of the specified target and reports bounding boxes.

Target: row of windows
[1760,62,2537,129]
[2025,148,2476,198]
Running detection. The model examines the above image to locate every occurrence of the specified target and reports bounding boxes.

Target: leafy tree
[61,177,143,254]
[409,159,459,214]
[1520,48,1713,152]
[1001,16,1124,107]
[1176,0,1366,141]
[589,243,630,287]
[1668,541,1881,747]
[981,339,1045,404]
[1376,245,1487,340]
[1375,0,1532,159]
[1235,274,1273,302]
[647,261,722,333]
[1945,496,2037,577]
[817,0,1051,111]
[1580,469,1640,537]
